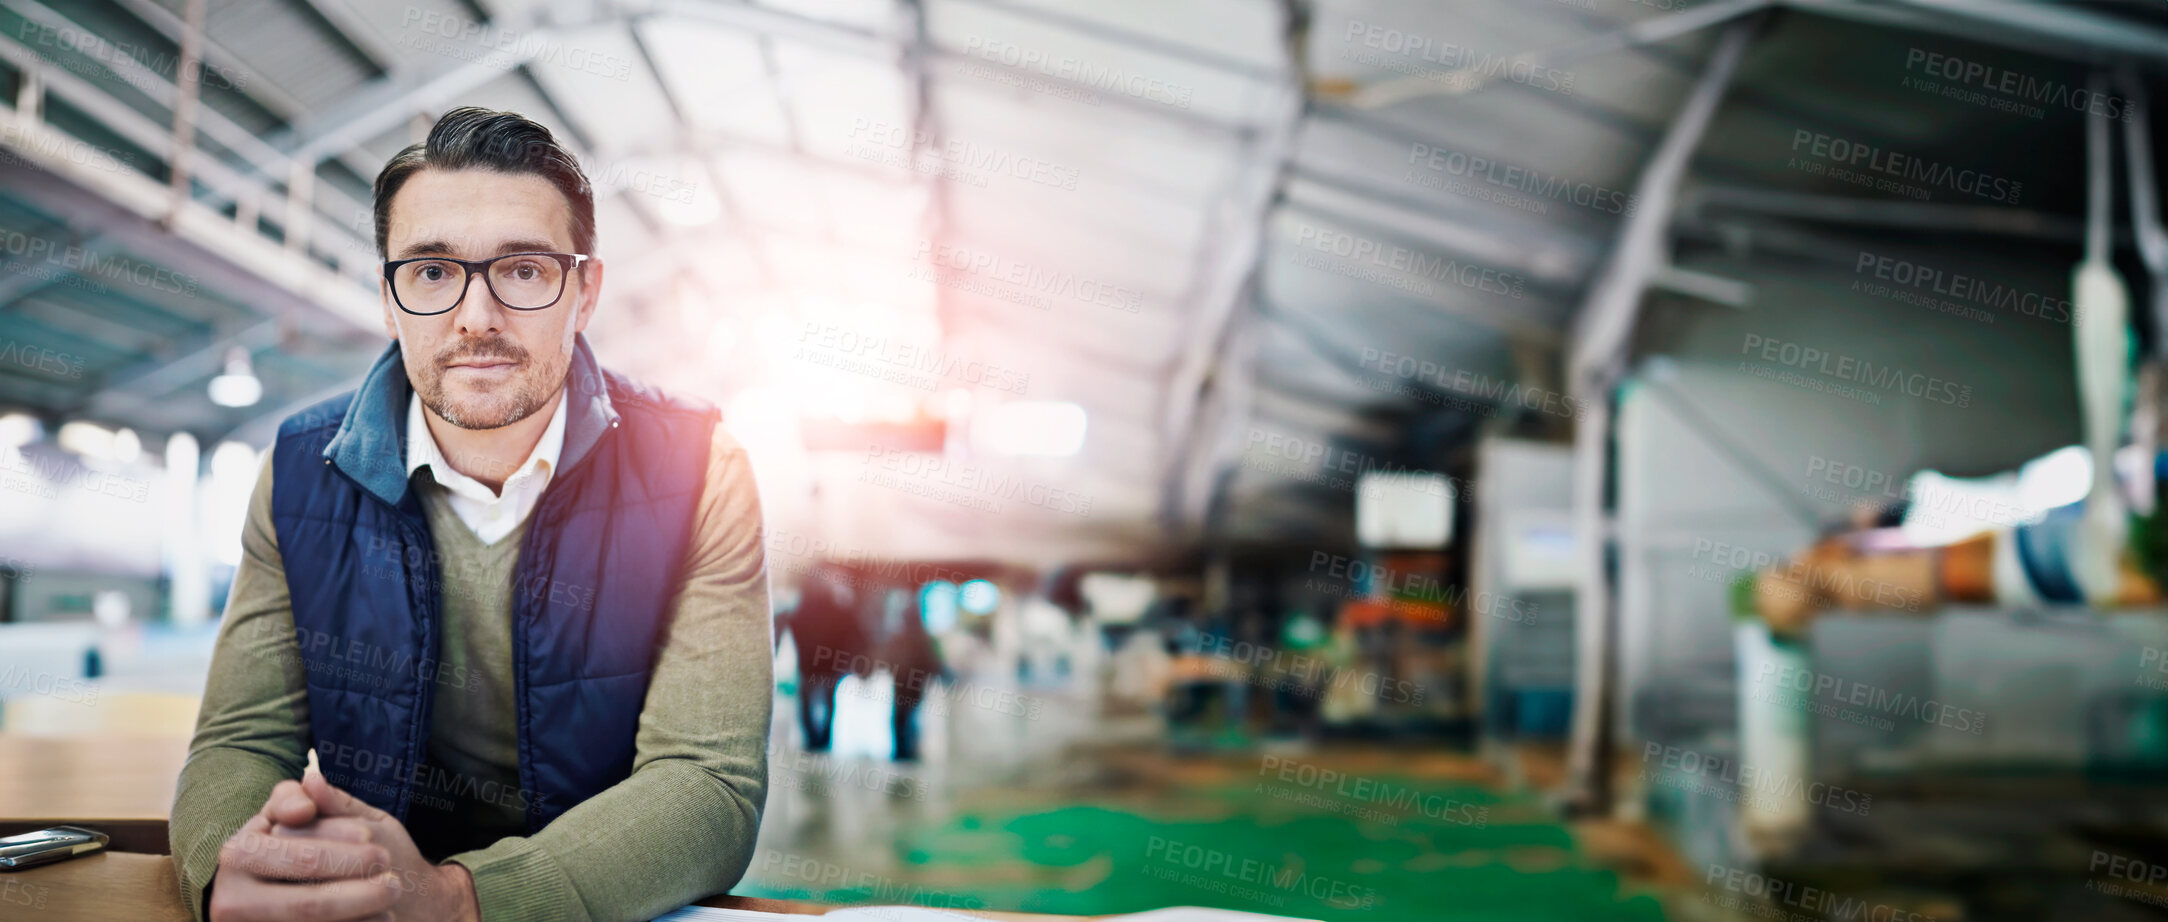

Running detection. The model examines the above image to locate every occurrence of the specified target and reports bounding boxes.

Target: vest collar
[323,333,620,508]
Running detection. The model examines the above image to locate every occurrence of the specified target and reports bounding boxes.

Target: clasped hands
[208,770,480,922]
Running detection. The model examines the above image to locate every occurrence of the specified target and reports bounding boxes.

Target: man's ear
[380,278,401,342]
[572,258,603,335]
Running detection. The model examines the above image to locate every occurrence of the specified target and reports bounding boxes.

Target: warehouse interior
[3,0,2168,920]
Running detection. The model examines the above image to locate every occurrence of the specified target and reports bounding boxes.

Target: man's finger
[270,817,375,845]
[217,874,402,922]
[302,770,389,821]
[263,779,317,828]
[219,830,389,883]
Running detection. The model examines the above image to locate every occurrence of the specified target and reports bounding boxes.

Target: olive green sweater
[169,424,773,922]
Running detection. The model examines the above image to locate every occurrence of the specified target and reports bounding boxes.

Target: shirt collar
[324,334,615,510]
[405,388,569,497]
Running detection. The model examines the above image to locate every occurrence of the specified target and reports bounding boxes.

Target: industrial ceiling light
[208,346,262,408]
[976,401,1087,457]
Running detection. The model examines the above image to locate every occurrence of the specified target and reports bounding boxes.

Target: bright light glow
[1900,445,2102,547]
[113,428,141,464]
[0,414,37,449]
[975,401,1086,457]
[209,346,261,408]
[92,589,131,627]
[1356,472,1454,548]
[204,441,259,568]
[1080,572,1156,623]
[2017,445,2092,513]
[57,421,117,459]
[725,386,802,462]
[958,579,1000,614]
[921,581,959,632]
[209,374,262,407]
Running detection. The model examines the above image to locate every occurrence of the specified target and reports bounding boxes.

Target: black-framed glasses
[382,252,593,316]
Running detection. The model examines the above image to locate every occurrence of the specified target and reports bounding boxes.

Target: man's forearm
[171,748,301,920]
[170,452,313,922]
[448,759,764,922]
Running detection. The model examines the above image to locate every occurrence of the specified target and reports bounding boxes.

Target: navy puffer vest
[270,335,716,832]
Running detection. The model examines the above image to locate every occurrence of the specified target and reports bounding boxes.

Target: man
[168,107,773,922]
[785,565,866,752]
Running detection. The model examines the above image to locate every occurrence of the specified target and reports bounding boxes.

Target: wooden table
[0,735,1085,921]
[2,850,1084,921]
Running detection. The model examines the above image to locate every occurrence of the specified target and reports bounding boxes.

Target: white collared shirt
[405,390,568,545]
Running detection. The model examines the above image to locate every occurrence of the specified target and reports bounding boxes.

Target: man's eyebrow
[394,239,461,259]
[494,239,563,255]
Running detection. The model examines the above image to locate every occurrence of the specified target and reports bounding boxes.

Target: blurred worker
[1755,442,2168,633]
[790,566,869,751]
[880,589,947,761]
[169,108,772,922]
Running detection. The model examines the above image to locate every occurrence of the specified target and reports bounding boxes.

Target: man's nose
[450,269,507,336]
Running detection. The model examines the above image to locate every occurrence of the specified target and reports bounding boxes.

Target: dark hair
[371,106,596,259]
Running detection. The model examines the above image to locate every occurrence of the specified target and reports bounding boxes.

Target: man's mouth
[444,351,520,370]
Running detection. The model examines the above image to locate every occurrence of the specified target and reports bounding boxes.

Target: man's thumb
[303,768,385,820]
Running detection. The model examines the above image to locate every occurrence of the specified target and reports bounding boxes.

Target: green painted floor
[739,763,1669,922]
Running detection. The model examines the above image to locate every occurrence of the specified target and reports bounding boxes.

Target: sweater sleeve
[168,447,314,922]
[447,424,774,922]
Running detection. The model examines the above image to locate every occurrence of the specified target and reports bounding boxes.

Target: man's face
[380,168,601,430]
